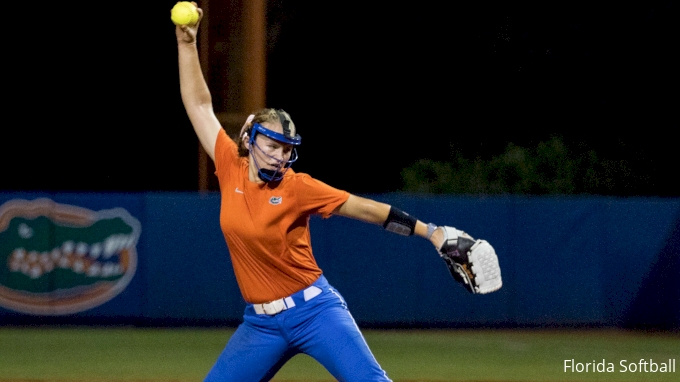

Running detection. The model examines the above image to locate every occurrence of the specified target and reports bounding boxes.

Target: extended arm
[334,194,444,247]
[175,4,221,161]
[335,194,502,294]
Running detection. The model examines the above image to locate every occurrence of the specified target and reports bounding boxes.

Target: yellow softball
[171,2,199,26]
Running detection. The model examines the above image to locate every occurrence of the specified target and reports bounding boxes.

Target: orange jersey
[213,129,350,303]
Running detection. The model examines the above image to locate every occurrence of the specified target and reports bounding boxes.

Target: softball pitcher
[174,3,502,381]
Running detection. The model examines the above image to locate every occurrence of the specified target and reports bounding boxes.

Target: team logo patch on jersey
[0,198,141,316]
[269,196,282,205]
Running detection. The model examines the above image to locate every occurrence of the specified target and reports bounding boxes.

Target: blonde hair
[237,108,297,157]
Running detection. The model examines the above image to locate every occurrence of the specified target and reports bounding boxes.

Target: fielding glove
[438,226,503,294]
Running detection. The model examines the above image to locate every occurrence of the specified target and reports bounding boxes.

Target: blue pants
[204,275,391,381]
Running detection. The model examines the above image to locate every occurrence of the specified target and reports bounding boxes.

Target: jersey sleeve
[294,174,350,219]
[214,128,239,178]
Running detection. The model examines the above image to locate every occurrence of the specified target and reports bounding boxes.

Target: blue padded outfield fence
[0,192,678,330]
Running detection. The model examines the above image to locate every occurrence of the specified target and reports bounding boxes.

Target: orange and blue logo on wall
[0,198,141,315]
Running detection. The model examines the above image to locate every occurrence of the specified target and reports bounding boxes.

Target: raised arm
[175,3,221,161]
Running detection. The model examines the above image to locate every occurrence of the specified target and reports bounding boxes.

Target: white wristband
[426,223,437,240]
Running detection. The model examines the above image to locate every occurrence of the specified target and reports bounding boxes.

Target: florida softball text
[564,359,676,373]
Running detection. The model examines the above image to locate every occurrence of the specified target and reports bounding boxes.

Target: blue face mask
[249,123,301,182]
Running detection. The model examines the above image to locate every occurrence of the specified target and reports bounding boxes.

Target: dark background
[3,1,677,195]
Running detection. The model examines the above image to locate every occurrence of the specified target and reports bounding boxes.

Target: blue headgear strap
[251,123,301,146]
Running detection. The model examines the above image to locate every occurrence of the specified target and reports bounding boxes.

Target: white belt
[252,285,323,315]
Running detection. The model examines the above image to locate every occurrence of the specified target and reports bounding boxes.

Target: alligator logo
[0,198,141,315]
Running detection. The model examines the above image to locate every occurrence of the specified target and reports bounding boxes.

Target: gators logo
[0,198,141,315]
[269,196,282,205]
